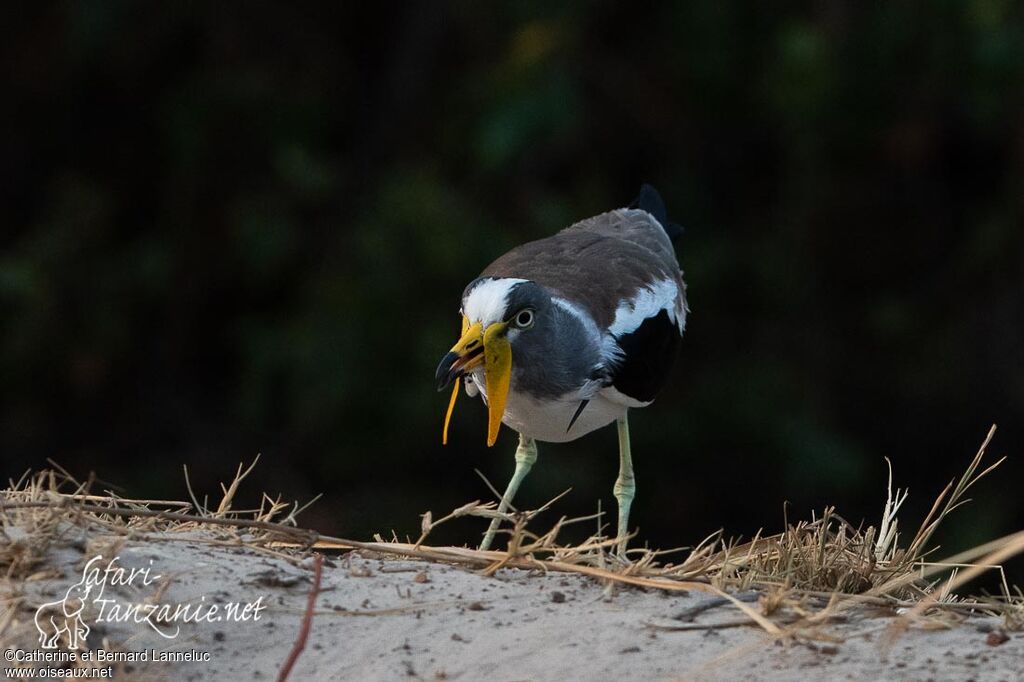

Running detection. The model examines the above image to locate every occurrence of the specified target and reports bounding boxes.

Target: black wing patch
[609,309,681,403]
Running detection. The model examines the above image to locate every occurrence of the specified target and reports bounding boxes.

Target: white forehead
[463,278,528,326]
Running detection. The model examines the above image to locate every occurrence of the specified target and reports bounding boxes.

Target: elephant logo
[34,556,105,650]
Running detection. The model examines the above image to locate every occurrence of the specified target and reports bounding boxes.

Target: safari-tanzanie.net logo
[34,554,266,652]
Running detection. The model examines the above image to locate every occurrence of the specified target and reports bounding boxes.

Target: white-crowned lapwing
[435,185,687,555]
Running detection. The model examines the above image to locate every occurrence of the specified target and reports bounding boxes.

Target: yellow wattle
[442,377,460,445]
[440,315,471,446]
[483,324,511,447]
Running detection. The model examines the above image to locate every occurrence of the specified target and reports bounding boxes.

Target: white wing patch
[463,277,528,326]
[600,278,684,370]
[608,278,684,336]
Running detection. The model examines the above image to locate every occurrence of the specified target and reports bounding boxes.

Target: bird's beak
[436,317,512,447]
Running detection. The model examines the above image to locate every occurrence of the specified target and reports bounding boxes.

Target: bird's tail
[630,184,684,242]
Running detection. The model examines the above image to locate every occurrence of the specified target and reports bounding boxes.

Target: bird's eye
[513,309,535,329]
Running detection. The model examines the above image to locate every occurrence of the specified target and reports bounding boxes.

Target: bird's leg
[480,434,537,551]
[613,414,636,558]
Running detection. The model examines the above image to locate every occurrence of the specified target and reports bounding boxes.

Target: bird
[434,185,687,556]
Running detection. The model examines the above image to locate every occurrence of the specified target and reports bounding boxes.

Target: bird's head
[435,277,550,447]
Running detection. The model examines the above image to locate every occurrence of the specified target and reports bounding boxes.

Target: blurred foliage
[2,2,1023,581]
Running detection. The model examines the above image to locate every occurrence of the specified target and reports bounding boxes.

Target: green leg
[613,414,636,558]
[480,434,538,551]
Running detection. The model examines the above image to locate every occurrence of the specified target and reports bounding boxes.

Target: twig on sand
[674,592,760,621]
[649,617,795,632]
[278,552,324,682]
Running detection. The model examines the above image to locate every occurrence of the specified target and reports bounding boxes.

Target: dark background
[3,2,1022,585]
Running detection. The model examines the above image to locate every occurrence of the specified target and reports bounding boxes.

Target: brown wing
[482,208,686,332]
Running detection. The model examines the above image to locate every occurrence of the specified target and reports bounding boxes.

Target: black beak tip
[435,351,459,392]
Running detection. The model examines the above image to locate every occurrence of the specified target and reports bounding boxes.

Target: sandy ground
[4,534,1022,681]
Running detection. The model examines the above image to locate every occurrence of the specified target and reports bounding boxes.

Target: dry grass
[0,458,321,674]
[686,425,1009,602]
[1,457,318,580]
[1,424,1022,656]
[353,427,1013,588]
[318,424,1024,639]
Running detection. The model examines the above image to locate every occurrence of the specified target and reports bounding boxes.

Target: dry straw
[2,424,1022,649]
